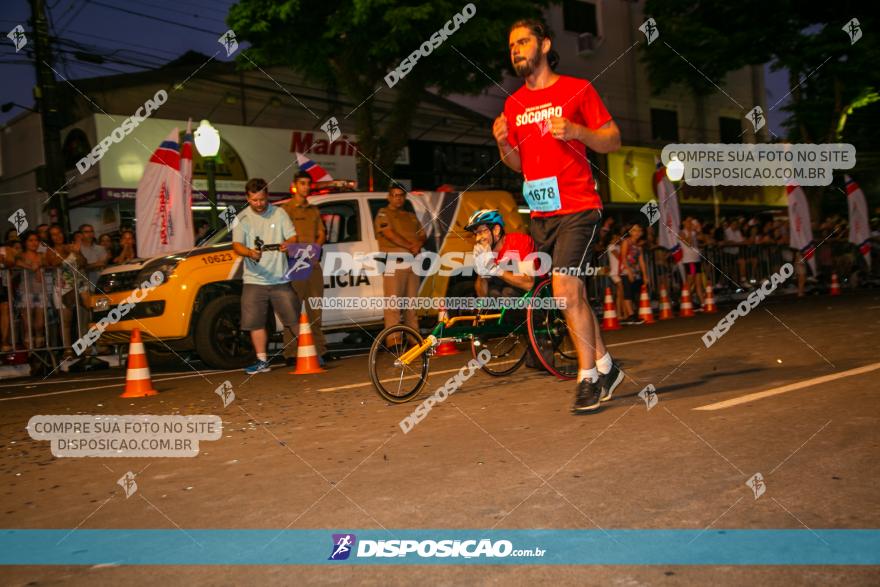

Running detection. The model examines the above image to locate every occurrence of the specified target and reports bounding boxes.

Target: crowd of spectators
[0,223,137,358]
[1,209,877,353]
[594,213,880,324]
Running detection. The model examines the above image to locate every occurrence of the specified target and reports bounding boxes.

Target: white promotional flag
[844,175,871,268]
[168,119,195,251]
[786,182,816,274]
[653,157,683,263]
[136,129,182,257]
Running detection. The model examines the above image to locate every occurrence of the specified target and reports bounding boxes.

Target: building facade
[448,0,784,216]
[0,2,785,235]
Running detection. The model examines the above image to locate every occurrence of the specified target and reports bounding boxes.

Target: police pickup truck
[90,185,523,368]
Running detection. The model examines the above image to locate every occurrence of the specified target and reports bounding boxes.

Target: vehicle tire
[369,324,430,403]
[194,294,255,369]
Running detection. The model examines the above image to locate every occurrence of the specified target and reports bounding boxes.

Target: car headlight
[135,258,181,286]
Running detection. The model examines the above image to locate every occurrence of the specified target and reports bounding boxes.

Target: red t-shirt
[504,75,612,217]
[495,232,536,267]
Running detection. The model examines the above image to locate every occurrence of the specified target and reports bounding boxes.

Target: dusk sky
[1,0,792,135]
[1,0,240,120]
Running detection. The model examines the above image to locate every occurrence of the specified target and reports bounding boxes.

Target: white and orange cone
[703,283,718,313]
[438,298,450,324]
[658,286,674,320]
[637,284,655,324]
[679,287,695,318]
[601,287,621,331]
[830,273,841,296]
[121,328,158,398]
[290,303,325,374]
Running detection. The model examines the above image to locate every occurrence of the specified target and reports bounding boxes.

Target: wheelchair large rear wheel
[526,278,578,380]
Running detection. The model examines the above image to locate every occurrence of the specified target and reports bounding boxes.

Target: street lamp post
[204,158,218,230]
[194,120,221,230]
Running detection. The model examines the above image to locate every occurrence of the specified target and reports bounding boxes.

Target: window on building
[719,117,742,143]
[650,108,679,142]
[562,0,598,35]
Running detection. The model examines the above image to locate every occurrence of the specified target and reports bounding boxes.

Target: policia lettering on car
[324,271,371,289]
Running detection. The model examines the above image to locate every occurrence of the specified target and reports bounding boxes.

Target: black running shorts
[529,208,601,277]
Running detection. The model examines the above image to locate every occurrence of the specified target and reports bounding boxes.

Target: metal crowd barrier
[1,266,92,370]
[586,241,876,304]
[3,239,875,375]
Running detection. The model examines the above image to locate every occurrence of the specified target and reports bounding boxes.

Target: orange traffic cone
[121,328,158,398]
[658,286,674,320]
[679,287,695,318]
[637,285,655,324]
[433,298,460,356]
[433,340,461,356]
[830,273,841,296]
[434,340,461,357]
[289,303,325,374]
[601,287,621,331]
[703,283,718,313]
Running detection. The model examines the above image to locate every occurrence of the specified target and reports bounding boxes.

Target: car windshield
[200,225,232,245]
[199,197,297,245]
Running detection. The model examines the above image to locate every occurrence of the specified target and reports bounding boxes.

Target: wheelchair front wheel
[369,325,431,403]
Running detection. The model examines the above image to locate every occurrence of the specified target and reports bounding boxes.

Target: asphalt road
[1,291,879,585]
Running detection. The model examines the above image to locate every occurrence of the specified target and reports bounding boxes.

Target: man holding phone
[232,178,300,374]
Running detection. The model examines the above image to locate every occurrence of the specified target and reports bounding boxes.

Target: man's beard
[513,52,541,78]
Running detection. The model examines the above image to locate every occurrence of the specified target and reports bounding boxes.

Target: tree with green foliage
[641,1,879,210]
[642,1,879,142]
[228,0,551,188]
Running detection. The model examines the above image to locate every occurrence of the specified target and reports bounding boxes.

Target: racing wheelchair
[368,276,578,403]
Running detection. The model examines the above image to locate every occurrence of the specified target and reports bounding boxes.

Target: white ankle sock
[257,353,268,362]
[596,352,613,375]
[578,367,599,383]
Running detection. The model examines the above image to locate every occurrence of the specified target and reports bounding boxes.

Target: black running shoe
[599,363,624,402]
[572,379,602,413]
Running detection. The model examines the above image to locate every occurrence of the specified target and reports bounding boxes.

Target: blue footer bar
[1,530,878,565]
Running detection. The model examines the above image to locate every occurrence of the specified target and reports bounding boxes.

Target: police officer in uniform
[374,183,426,345]
[281,171,328,366]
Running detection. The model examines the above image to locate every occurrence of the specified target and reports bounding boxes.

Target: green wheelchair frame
[368,276,578,403]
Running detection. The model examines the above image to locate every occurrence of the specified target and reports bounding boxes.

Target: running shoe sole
[572,401,602,413]
[600,368,625,402]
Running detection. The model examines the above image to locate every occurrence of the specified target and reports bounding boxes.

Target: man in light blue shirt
[232,178,299,374]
